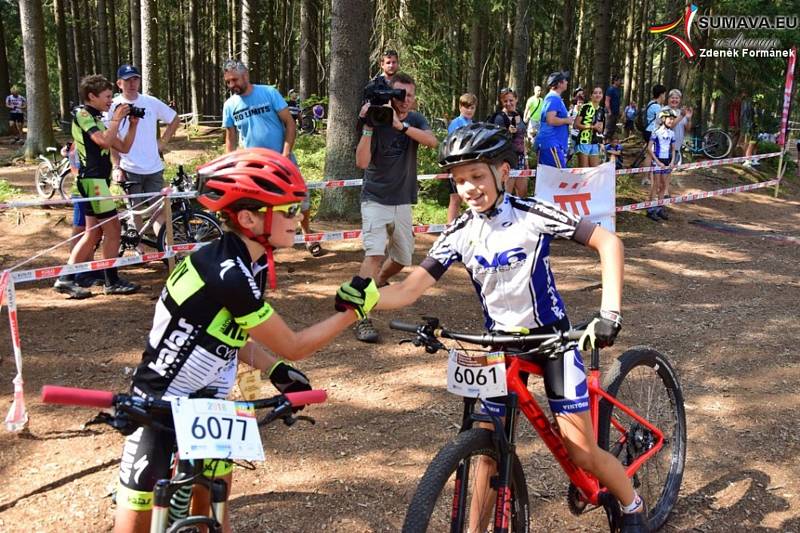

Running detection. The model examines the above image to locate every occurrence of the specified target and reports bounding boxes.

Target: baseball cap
[546,71,570,87]
[117,64,141,80]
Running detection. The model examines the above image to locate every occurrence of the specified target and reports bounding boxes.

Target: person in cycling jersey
[114,148,379,533]
[338,123,649,532]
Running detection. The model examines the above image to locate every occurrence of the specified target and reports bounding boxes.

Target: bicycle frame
[453,347,666,526]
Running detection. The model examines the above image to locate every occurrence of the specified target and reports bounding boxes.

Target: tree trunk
[0,13,10,136]
[319,0,371,220]
[188,0,201,124]
[70,0,86,81]
[508,0,529,97]
[622,4,635,109]
[130,0,142,68]
[108,0,119,71]
[572,0,585,83]
[468,7,481,115]
[592,0,611,87]
[19,0,57,158]
[97,0,110,77]
[165,4,175,104]
[141,0,159,95]
[53,0,71,122]
[636,0,649,107]
[241,0,251,65]
[559,0,575,74]
[299,0,320,99]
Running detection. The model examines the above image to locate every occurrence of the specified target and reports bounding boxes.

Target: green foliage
[0,179,21,201]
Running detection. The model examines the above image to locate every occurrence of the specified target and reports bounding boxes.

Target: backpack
[635,101,659,132]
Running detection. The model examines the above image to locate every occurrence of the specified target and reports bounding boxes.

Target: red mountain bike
[391,317,686,533]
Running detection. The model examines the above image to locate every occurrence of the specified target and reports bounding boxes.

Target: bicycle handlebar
[42,385,328,413]
[389,319,583,347]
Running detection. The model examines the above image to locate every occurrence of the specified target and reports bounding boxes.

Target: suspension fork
[492,393,518,533]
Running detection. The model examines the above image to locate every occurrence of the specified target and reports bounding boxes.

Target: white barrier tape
[615,179,780,212]
[9,242,210,284]
[612,151,781,177]
[0,189,196,210]
[293,223,449,244]
[4,280,28,432]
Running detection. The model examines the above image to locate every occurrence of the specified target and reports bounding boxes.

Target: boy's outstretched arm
[375,266,438,310]
[584,225,624,313]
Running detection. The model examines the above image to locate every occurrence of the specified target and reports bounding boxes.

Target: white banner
[533,161,616,232]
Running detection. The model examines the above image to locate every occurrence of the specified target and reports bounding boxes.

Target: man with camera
[109,64,180,237]
[354,72,438,343]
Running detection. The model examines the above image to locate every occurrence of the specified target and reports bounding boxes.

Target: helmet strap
[223,208,278,290]
[488,164,506,208]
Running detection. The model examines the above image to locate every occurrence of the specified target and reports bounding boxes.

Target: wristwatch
[401,121,410,133]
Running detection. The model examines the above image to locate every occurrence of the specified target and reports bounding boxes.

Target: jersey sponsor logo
[474,247,527,271]
[219,259,236,280]
[215,344,238,360]
[232,103,273,122]
[119,428,149,486]
[532,201,572,224]
[236,257,261,300]
[147,318,196,377]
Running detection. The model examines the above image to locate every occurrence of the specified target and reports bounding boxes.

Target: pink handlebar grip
[285,389,327,407]
[42,385,114,408]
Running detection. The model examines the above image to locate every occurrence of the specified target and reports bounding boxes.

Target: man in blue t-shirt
[604,74,622,139]
[536,71,572,168]
[222,60,322,257]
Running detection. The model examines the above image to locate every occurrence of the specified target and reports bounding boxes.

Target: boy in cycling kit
[337,124,649,532]
[114,149,379,533]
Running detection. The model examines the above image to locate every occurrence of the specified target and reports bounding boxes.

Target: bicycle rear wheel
[597,347,686,531]
[300,113,316,135]
[402,428,530,533]
[34,162,57,199]
[59,170,75,201]
[157,210,222,259]
[702,129,732,159]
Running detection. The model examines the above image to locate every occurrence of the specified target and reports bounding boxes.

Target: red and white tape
[293,223,448,245]
[4,280,27,432]
[616,179,780,212]
[0,189,195,210]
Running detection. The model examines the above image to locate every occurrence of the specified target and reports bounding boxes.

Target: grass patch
[0,179,21,201]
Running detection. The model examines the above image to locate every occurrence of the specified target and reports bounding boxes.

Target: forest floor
[0,129,799,532]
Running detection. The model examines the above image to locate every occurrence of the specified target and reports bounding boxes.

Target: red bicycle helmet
[197,148,307,212]
[196,148,308,290]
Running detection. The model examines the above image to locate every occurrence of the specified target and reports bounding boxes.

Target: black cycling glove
[579,310,622,350]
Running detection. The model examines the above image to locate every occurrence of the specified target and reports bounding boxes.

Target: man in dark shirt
[353,72,438,342]
[604,74,622,139]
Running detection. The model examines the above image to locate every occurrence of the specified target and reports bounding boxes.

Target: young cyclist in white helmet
[337,123,649,532]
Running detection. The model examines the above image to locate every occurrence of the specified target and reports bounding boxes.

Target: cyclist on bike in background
[336,123,649,532]
[114,148,379,533]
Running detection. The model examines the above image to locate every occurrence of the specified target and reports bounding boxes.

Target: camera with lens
[363,76,406,127]
[127,104,146,119]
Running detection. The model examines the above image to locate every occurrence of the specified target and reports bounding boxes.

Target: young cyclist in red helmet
[338,123,648,532]
[114,148,379,533]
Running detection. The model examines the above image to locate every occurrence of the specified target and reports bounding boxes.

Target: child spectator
[574,86,606,167]
[445,93,477,222]
[491,88,528,196]
[605,134,624,170]
[646,108,678,222]
[624,102,637,137]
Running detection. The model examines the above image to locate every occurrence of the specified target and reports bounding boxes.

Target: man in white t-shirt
[109,64,180,236]
[5,85,27,143]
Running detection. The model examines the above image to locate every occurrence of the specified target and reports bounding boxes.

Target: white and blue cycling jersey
[420,194,595,332]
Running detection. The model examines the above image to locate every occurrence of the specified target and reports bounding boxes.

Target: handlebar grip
[285,389,327,407]
[42,385,114,408]
[389,320,420,333]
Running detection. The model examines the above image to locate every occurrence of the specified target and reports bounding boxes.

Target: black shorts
[9,112,23,123]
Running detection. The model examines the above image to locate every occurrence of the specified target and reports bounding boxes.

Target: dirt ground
[0,131,799,532]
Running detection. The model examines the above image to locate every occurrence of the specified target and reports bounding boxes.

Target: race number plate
[446,349,507,398]
[170,398,265,461]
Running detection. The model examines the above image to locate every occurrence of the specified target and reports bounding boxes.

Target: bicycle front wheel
[402,428,530,533]
[702,129,732,159]
[34,163,57,199]
[157,210,223,258]
[597,347,686,531]
[59,170,75,201]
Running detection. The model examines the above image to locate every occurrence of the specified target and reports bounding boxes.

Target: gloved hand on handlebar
[269,360,312,412]
[579,310,622,350]
[335,276,380,320]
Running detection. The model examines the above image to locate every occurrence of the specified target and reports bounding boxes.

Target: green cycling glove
[335,276,380,320]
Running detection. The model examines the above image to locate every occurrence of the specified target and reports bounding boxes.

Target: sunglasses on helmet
[259,203,302,218]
